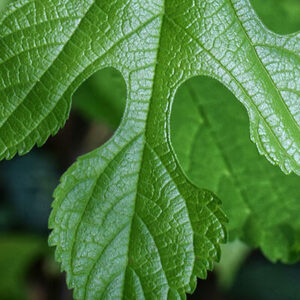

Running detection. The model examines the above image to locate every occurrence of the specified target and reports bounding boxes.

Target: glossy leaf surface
[0,0,299,298]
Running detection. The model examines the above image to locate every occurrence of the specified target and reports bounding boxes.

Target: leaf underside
[0,0,299,298]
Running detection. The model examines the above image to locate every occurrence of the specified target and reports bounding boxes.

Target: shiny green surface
[0,0,299,174]
[0,0,299,298]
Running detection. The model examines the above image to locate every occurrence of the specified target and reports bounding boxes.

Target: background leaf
[171,76,300,263]
[251,0,300,34]
[73,68,125,129]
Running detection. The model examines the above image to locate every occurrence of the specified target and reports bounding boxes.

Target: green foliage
[0,0,7,12]
[0,235,45,300]
[171,76,300,263]
[73,0,300,264]
[1,0,299,174]
[251,0,300,34]
[0,0,299,299]
[73,68,125,129]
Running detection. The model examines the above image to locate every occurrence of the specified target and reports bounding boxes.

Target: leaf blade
[1,0,300,298]
[171,75,300,263]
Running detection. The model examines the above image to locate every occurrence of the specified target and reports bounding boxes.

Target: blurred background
[0,0,300,299]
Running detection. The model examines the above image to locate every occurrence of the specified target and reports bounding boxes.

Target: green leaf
[1,0,299,173]
[49,137,226,299]
[73,0,300,130]
[0,0,8,12]
[1,0,299,298]
[70,0,300,264]
[171,76,300,263]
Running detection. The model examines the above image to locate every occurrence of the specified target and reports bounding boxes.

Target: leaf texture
[0,0,299,298]
[0,0,299,173]
[171,76,300,263]
[71,0,300,264]
[50,135,226,299]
